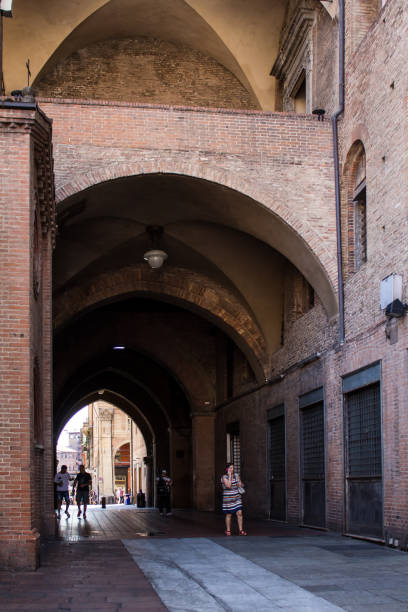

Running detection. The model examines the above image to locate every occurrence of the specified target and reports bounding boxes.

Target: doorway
[345,381,383,538]
[300,395,326,528]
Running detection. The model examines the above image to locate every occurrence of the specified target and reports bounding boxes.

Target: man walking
[72,465,92,519]
[54,464,72,519]
[156,469,173,516]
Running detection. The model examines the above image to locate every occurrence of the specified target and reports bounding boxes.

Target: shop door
[269,415,286,521]
[345,382,383,538]
[301,402,325,528]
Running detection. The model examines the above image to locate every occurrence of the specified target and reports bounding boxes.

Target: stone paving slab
[124,538,345,611]
[218,535,408,611]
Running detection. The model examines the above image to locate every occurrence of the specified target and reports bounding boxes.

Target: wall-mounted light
[144,225,168,270]
[113,345,126,350]
[380,274,403,310]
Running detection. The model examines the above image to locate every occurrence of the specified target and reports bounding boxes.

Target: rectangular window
[226,422,240,474]
[293,74,306,114]
[353,179,367,270]
[346,383,381,478]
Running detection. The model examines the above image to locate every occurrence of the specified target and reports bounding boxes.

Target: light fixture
[143,225,168,270]
[113,345,126,350]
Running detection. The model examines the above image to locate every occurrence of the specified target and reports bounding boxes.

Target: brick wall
[35,37,258,111]
[215,0,408,542]
[38,98,338,319]
[340,0,408,543]
[345,0,381,58]
[0,106,54,568]
[312,5,339,115]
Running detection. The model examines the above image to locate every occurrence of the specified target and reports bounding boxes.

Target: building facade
[56,430,81,475]
[83,401,147,504]
[0,0,407,569]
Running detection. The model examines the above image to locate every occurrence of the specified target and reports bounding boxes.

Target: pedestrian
[136,488,146,508]
[119,487,124,504]
[221,462,247,535]
[72,465,92,519]
[156,469,172,516]
[54,464,72,519]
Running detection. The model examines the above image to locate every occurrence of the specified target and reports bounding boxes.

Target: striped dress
[221,474,242,514]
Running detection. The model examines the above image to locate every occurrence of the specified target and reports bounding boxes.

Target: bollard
[101,496,106,509]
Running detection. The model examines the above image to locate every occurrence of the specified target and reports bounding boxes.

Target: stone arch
[54,265,268,381]
[54,312,216,413]
[113,440,130,459]
[55,160,338,318]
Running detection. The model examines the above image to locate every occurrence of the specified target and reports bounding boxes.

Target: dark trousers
[158,494,171,514]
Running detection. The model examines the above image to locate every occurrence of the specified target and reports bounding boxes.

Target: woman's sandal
[225,530,232,536]
[239,530,247,536]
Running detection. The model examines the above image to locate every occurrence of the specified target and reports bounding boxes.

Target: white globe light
[143,249,168,269]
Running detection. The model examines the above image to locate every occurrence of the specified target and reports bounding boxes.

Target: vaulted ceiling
[4,0,295,110]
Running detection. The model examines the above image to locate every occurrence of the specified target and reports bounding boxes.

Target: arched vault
[5,0,292,109]
[55,170,338,352]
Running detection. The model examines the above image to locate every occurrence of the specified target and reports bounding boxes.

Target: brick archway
[54,159,338,317]
[54,265,268,380]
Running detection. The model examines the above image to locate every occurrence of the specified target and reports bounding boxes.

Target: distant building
[56,446,80,475]
[57,430,82,475]
[85,402,147,504]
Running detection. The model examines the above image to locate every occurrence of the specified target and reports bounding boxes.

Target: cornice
[271,7,316,80]
[0,107,52,145]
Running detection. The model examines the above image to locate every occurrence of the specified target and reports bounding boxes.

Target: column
[98,403,114,501]
[0,98,55,569]
[192,413,215,511]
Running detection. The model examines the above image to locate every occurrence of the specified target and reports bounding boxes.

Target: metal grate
[269,416,285,479]
[346,383,381,477]
[302,402,324,479]
[230,434,241,474]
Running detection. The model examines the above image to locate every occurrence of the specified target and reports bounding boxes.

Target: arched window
[343,141,367,276]
[353,152,367,270]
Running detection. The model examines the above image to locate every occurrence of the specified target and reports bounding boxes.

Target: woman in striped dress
[221,462,247,536]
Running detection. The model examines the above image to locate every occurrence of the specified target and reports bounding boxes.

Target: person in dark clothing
[156,469,172,516]
[136,489,146,508]
[72,465,92,519]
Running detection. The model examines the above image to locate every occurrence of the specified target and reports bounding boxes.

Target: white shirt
[54,472,70,492]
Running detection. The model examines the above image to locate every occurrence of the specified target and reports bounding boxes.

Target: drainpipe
[332,0,345,344]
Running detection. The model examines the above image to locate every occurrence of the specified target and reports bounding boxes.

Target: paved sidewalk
[219,535,408,611]
[124,535,408,612]
[0,539,165,612]
[1,508,408,611]
[124,537,344,611]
